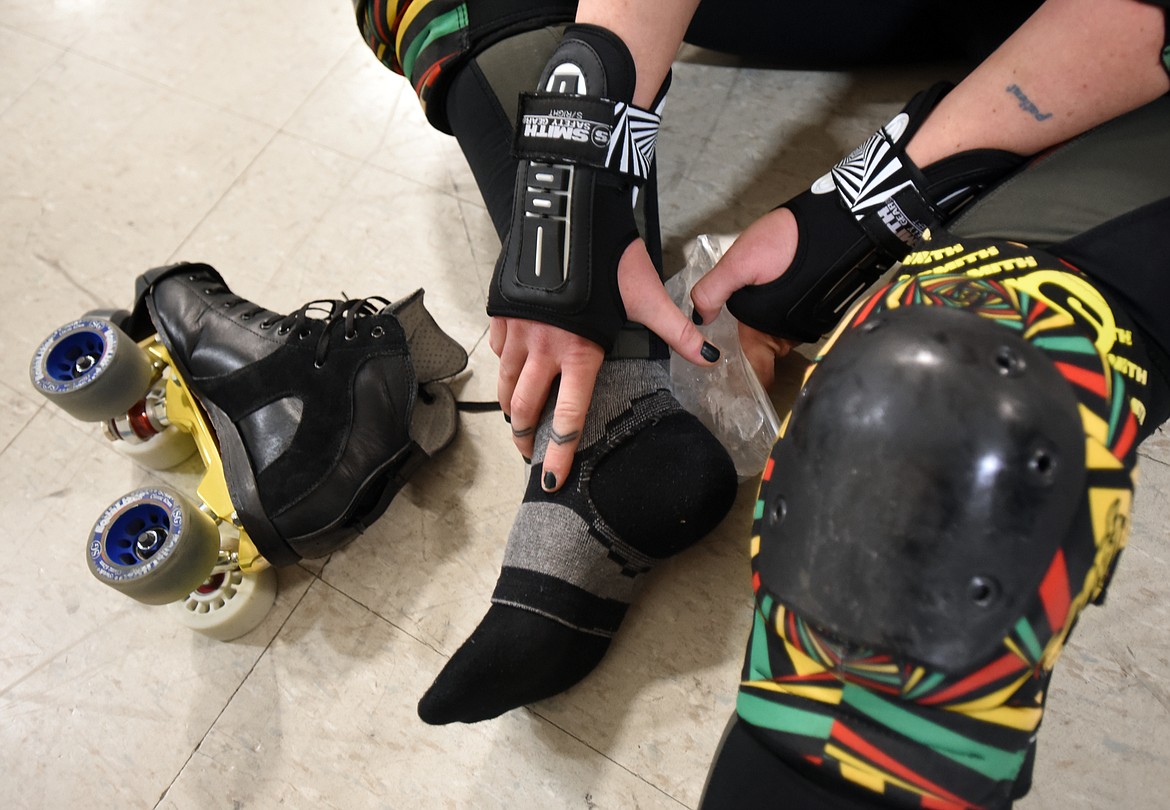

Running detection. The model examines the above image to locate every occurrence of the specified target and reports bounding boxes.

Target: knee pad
[758,304,1088,673]
[354,0,577,131]
[738,242,1147,807]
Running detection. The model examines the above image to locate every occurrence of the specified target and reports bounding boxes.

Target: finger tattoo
[550,428,580,446]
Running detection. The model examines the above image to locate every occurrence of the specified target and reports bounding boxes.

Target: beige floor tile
[174,132,369,292]
[283,36,483,205]
[1025,452,1170,807]
[273,165,495,350]
[0,408,314,809]
[3,0,359,128]
[0,25,62,111]
[159,580,688,809]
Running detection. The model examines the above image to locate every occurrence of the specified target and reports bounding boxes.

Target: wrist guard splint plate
[487,24,665,351]
[727,82,1028,343]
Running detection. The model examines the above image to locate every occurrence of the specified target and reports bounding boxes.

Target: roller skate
[30,263,467,640]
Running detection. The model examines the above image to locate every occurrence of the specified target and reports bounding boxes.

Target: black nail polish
[503,413,511,424]
[543,471,557,490]
[522,456,532,465]
[701,342,721,362]
[691,309,704,325]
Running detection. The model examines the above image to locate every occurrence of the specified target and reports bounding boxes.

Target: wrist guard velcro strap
[488,23,665,351]
[727,82,1027,343]
[513,92,661,181]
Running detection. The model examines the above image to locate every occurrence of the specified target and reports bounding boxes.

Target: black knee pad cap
[756,305,1085,673]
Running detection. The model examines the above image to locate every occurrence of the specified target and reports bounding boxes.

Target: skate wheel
[87,487,221,605]
[118,425,198,470]
[167,567,277,641]
[30,318,153,422]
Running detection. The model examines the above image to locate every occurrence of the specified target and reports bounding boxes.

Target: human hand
[491,238,719,492]
[690,207,801,389]
[737,321,797,391]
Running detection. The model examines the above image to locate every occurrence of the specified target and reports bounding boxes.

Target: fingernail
[522,455,532,465]
[503,413,511,424]
[691,309,704,325]
[701,342,721,362]
[542,471,557,491]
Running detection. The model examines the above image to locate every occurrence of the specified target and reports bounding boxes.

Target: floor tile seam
[151,575,317,810]
[28,248,112,312]
[18,40,284,265]
[452,198,493,312]
[272,123,488,217]
[212,129,376,280]
[0,398,46,461]
[0,21,72,53]
[165,126,283,265]
[358,153,491,209]
[155,47,357,262]
[313,574,446,658]
[0,30,67,120]
[259,130,495,297]
[465,324,492,359]
[1136,448,1170,467]
[0,373,43,414]
[526,710,695,810]
[674,66,742,191]
[47,42,281,133]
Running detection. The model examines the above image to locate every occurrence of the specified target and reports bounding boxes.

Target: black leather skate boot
[133,263,467,566]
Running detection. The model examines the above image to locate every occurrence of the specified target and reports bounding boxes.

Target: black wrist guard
[727,82,1027,343]
[487,23,666,351]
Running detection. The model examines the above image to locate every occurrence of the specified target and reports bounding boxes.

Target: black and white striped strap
[513,92,661,182]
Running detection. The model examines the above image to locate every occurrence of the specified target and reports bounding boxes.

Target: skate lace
[227,294,391,367]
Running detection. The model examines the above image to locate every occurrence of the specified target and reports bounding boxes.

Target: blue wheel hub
[46,330,106,383]
[105,503,170,567]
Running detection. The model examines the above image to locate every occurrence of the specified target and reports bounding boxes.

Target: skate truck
[30,263,467,640]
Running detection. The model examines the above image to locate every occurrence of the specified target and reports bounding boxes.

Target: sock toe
[418,604,611,725]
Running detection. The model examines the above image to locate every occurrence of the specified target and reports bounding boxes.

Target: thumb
[690,207,799,325]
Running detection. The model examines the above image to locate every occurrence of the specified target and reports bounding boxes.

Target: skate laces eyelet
[280,294,393,365]
[371,326,384,338]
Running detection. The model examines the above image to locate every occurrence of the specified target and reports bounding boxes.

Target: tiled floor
[2,2,1168,808]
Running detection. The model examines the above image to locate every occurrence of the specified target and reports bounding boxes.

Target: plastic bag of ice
[666,235,781,480]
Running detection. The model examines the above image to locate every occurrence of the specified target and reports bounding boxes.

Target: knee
[757,304,1089,671]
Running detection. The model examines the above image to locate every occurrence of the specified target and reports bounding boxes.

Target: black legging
[685,0,1039,67]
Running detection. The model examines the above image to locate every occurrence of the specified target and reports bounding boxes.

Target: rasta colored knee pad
[759,305,1087,672]
[487,23,668,351]
[353,0,577,131]
[726,82,1026,343]
[738,238,1145,808]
